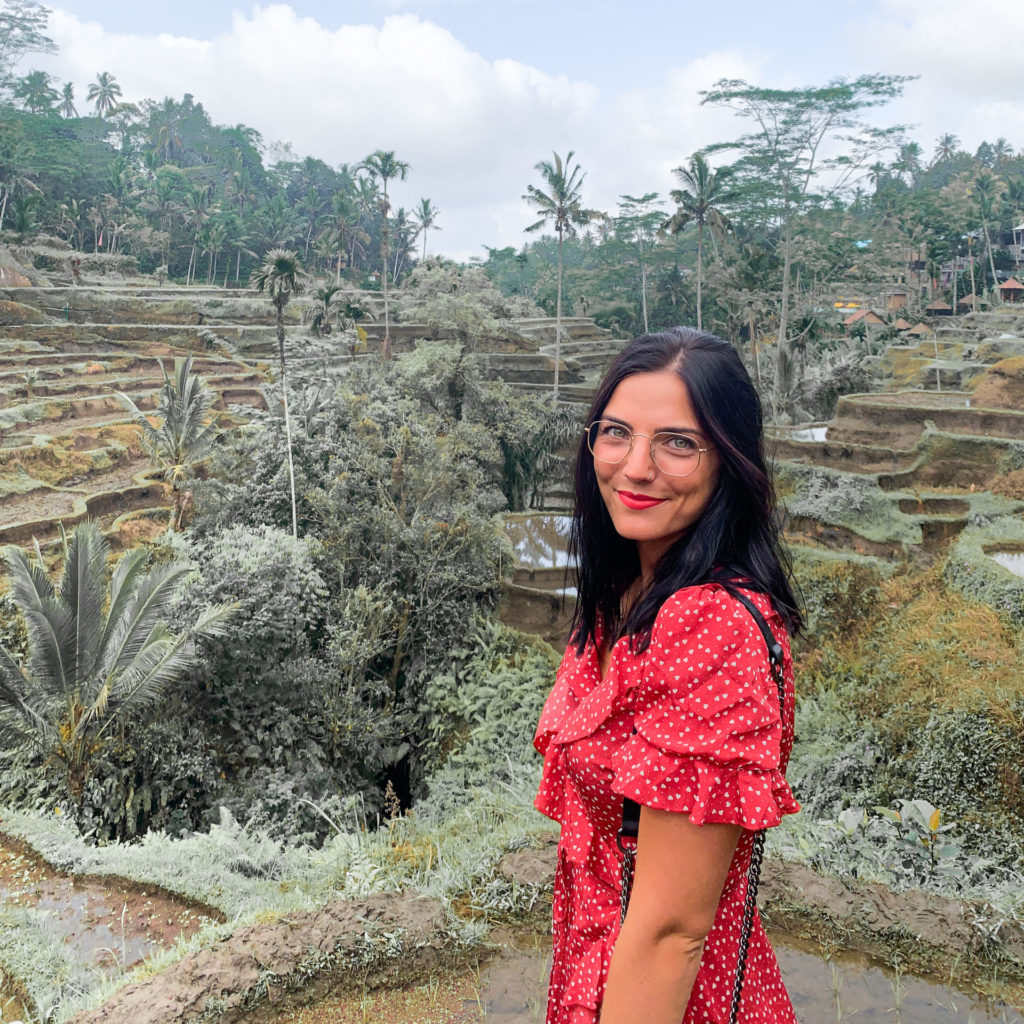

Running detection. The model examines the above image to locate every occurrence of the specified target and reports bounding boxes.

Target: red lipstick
[617,491,668,510]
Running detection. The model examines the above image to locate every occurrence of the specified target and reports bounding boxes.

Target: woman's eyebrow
[603,413,706,437]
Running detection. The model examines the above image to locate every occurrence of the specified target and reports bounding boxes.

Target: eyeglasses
[585,420,712,478]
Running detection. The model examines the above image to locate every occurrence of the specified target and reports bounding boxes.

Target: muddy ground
[3,832,1024,1023]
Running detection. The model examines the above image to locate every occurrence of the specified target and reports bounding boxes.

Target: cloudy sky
[24,0,1024,259]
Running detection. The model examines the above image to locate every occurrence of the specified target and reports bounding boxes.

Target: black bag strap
[616,589,786,1024]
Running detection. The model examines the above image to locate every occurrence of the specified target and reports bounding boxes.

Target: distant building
[999,277,1023,303]
[956,293,983,311]
[894,317,913,330]
[908,322,936,338]
[843,309,886,327]
[885,289,909,312]
[924,299,953,316]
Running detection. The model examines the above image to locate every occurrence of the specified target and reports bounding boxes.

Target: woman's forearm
[599,924,705,1023]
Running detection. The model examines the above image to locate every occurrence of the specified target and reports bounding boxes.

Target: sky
[21,0,1024,260]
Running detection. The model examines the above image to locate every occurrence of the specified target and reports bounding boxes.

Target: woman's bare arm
[599,806,741,1023]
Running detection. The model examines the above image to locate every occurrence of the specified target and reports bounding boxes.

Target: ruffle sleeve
[610,585,799,830]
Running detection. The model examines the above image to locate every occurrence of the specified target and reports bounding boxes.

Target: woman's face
[593,370,720,574]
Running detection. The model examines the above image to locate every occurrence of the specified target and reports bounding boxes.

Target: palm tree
[892,142,923,184]
[252,249,305,539]
[932,133,960,167]
[523,150,594,404]
[58,82,77,118]
[183,183,212,285]
[413,198,440,261]
[360,150,410,360]
[0,521,231,811]
[664,152,737,331]
[87,71,122,118]
[13,70,58,113]
[972,169,1006,295]
[118,355,221,530]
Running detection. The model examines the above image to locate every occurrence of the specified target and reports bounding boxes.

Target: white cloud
[849,0,1024,154]
[40,5,617,256]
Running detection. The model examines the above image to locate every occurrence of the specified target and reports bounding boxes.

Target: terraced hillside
[0,275,629,549]
[0,285,274,547]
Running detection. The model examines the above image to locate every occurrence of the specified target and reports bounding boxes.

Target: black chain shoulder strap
[616,590,786,1024]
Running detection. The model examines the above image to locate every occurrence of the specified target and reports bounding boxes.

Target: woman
[534,327,801,1024]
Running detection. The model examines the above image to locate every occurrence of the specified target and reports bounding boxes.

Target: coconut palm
[0,521,231,810]
[118,355,221,530]
[932,133,960,166]
[13,69,57,113]
[86,71,121,118]
[972,169,1006,294]
[252,249,305,539]
[413,198,440,261]
[664,152,737,331]
[58,82,77,118]
[523,151,594,404]
[892,142,923,184]
[183,183,212,285]
[360,150,410,360]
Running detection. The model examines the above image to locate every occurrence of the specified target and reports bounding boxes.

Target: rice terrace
[2,2,1024,1021]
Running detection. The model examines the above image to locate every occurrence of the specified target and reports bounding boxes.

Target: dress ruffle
[610,737,799,829]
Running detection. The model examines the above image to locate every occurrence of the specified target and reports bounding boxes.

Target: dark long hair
[569,326,801,655]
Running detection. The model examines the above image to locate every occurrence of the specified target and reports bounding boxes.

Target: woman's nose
[621,436,656,481]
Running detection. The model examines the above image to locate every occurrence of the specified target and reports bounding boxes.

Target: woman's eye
[599,423,629,439]
[661,434,698,452]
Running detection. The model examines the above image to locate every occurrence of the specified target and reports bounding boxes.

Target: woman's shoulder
[652,582,785,649]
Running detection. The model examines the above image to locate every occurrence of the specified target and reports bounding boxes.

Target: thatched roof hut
[999,278,1023,303]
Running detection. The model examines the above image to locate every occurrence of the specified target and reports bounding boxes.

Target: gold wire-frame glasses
[585,419,712,478]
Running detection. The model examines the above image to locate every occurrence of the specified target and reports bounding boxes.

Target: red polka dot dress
[534,584,800,1024]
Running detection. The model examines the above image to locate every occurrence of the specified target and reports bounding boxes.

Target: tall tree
[252,249,305,539]
[616,192,664,334]
[361,149,409,360]
[413,197,440,261]
[523,150,594,405]
[57,79,76,117]
[701,74,912,417]
[664,154,737,331]
[931,133,960,167]
[86,70,121,117]
[0,521,230,812]
[12,67,55,112]
[972,168,1006,295]
[0,0,56,93]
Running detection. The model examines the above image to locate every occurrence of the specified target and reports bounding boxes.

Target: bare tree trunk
[983,221,999,296]
[773,227,795,421]
[969,240,978,313]
[696,226,704,331]
[749,309,762,394]
[553,227,563,407]
[277,309,298,539]
[639,235,649,334]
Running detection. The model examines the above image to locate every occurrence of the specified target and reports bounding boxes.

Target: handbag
[615,590,786,1024]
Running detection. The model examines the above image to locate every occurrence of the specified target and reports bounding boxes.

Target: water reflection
[990,550,1024,578]
[473,935,1023,1023]
[506,515,573,570]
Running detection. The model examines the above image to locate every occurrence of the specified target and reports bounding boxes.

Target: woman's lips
[617,490,668,510]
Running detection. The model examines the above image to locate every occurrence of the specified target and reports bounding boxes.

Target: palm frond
[99,563,191,677]
[190,601,237,639]
[4,545,74,695]
[58,521,107,688]
[93,634,196,739]
[100,547,149,657]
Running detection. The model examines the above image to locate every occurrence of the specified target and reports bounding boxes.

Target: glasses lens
[651,432,702,476]
[588,420,632,463]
